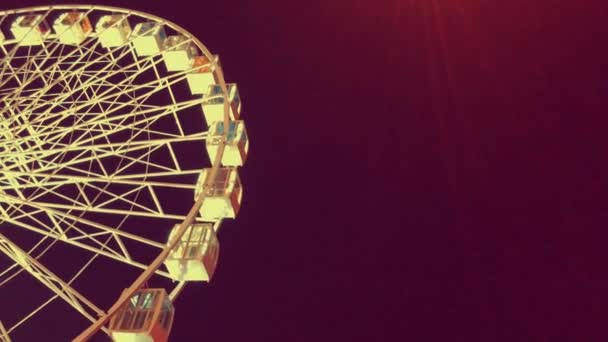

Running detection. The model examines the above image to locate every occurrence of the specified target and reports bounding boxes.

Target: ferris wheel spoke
[73,182,156,215]
[0,54,24,93]
[0,133,207,159]
[0,34,91,111]
[36,144,177,177]
[113,169,203,180]
[0,47,127,130]
[0,201,173,279]
[50,109,203,152]
[2,67,204,146]
[28,202,187,221]
[22,116,194,169]
[32,70,191,137]
[0,169,197,191]
[0,174,193,219]
[0,168,203,194]
[0,230,58,287]
[0,263,22,286]
[2,214,173,279]
[0,194,165,249]
[22,58,141,135]
[2,136,173,176]
[0,80,203,154]
[1,185,188,221]
[7,45,166,129]
[0,232,105,322]
[5,245,113,339]
[0,14,122,107]
[72,122,189,173]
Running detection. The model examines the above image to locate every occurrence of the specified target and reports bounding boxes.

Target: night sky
[1,0,608,341]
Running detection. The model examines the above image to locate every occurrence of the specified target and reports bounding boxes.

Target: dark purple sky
[2,0,608,341]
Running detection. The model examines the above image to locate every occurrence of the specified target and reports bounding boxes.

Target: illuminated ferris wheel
[0,5,248,341]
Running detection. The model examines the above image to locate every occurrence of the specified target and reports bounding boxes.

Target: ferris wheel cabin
[206,120,249,166]
[131,22,167,56]
[164,223,220,281]
[195,167,242,221]
[95,14,132,48]
[162,35,198,71]
[52,12,92,45]
[10,14,50,46]
[186,55,220,94]
[201,83,242,125]
[109,289,174,342]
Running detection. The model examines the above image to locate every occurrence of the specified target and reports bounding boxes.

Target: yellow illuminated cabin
[53,12,92,45]
[0,31,5,43]
[109,289,174,342]
[95,14,131,48]
[206,120,249,166]
[131,22,166,56]
[186,55,220,95]
[201,84,242,125]
[162,35,198,71]
[164,223,219,281]
[11,14,50,46]
[195,168,242,221]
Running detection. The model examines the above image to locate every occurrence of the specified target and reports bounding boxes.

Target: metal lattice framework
[0,5,245,341]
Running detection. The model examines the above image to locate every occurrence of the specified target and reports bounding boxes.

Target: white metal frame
[0,5,240,341]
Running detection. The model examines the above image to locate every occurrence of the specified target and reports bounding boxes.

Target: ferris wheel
[0,5,248,341]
